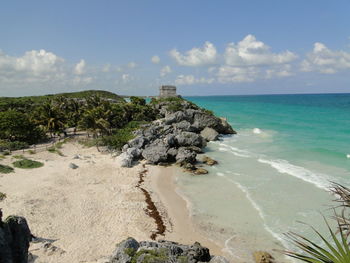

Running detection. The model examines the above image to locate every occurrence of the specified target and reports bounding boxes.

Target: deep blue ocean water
[176,93,350,261]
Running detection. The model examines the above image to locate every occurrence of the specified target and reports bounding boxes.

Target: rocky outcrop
[0,211,32,263]
[253,251,275,263]
[202,156,218,166]
[108,237,227,263]
[121,98,236,167]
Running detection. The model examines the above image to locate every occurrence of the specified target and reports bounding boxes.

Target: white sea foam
[253,128,262,134]
[347,154,350,159]
[218,147,228,152]
[225,177,290,250]
[258,158,331,190]
[216,172,225,177]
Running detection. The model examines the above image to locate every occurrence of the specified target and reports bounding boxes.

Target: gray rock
[69,163,79,169]
[126,147,142,159]
[142,143,169,164]
[0,215,32,263]
[175,132,206,148]
[167,148,178,158]
[176,147,197,164]
[72,154,80,159]
[110,237,139,263]
[173,120,192,131]
[128,136,148,149]
[200,127,219,141]
[209,256,230,263]
[164,134,176,147]
[118,152,133,167]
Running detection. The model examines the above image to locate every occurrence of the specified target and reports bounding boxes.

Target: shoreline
[146,165,227,257]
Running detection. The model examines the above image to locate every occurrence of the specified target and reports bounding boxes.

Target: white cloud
[266,65,294,79]
[301,42,350,74]
[102,64,111,72]
[170,41,217,66]
[74,59,86,75]
[127,62,137,69]
[224,35,297,66]
[175,74,214,85]
[216,66,258,83]
[151,55,160,64]
[0,49,64,75]
[122,73,131,83]
[160,65,172,77]
[73,76,93,85]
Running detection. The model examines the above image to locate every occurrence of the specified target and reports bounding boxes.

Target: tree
[130,96,146,106]
[0,110,44,144]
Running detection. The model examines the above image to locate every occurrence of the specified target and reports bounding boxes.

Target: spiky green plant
[283,183,350,263]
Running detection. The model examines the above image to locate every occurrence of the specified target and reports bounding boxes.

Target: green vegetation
[130,249,168,263]
[0,192,6,201]
[284,183,350,262]
[28,149,36,154]
[0,164,14,174]
[12,159,44,169]
[12,154,24,159]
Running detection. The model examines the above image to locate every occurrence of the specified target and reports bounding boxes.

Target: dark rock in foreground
[109,237,228,263]
[0,211,32,263]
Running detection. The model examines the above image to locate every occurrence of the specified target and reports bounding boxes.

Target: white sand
[0,142,154,263]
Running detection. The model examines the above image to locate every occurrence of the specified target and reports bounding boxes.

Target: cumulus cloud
[73,76,93,85]
[122,73,131,83]
[266,65,293,79]
[127,62,137,69]
[74,59,86,75]
[170,41,217,66]
[151,55,160,64]
[0,49,64,75]
[216,66,259,83]
[301,42,350,74]
[224,34,297,66]
[160,65,172,77]
[175,74,214,85]
[102,64,111,72]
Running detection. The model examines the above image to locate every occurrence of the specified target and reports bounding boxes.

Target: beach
[0,142,226,262]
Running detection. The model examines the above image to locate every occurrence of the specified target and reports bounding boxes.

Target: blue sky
[1,0,350,96]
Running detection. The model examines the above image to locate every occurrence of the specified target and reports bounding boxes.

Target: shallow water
[176,94,350,260]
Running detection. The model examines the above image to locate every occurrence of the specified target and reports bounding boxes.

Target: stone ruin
[159,85,177,98]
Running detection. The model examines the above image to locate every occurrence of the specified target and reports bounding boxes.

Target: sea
[176,93,350,261]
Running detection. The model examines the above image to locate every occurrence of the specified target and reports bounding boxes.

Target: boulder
[126,147,142,160]
[175,132,206,148]
[118,152,134,168]
[202,156,218,166]
[0,215,32,263]
[110,237,140,263]
[187,242,211,262]
[193,168,209,175]
[142,142,169,164]
[173,120,196,132]
[200,127,219,141]
[176,147,197,164]
[69,163,79,169]
[253,251,275,263]
[186,146,204,153]
[128,136,148,149]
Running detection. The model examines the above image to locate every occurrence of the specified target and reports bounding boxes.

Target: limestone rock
[176,148,197,164]
[253,251,275,263]
[175,132,206,148]
[118,152,133,168]
[110,237,139,263]
[69,163,79,169]
[202,156,218,166]
[200,127,219,141]
[142,143,169,164]
[193,168,209,175]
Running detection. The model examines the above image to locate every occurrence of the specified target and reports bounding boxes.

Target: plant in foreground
[283,183,350,263]
[12,159,44,169]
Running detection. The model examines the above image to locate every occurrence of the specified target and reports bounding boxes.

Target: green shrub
[0,140,29,152]
[0,164,14,174]
[0,192,6,201]
[12,159,44,169]
[13,154,24,159]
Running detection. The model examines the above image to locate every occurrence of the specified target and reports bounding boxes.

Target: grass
[13,154,24,159]
[12,159,44,169]
[47,146,64,156]
[0,154,5,159]
[28,149,36,154]
[0,192,6,201]
[0,164,14,174]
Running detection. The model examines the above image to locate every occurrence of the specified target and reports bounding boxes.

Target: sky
[1,0,350,97]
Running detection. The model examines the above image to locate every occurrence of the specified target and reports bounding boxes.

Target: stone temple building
[159,85,177,98]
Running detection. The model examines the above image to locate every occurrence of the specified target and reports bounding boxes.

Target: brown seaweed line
[136,164,166,240]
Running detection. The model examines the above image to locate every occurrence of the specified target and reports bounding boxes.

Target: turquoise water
[176,94,350,261]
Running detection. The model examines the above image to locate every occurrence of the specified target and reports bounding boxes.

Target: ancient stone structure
[159,85,177,98]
